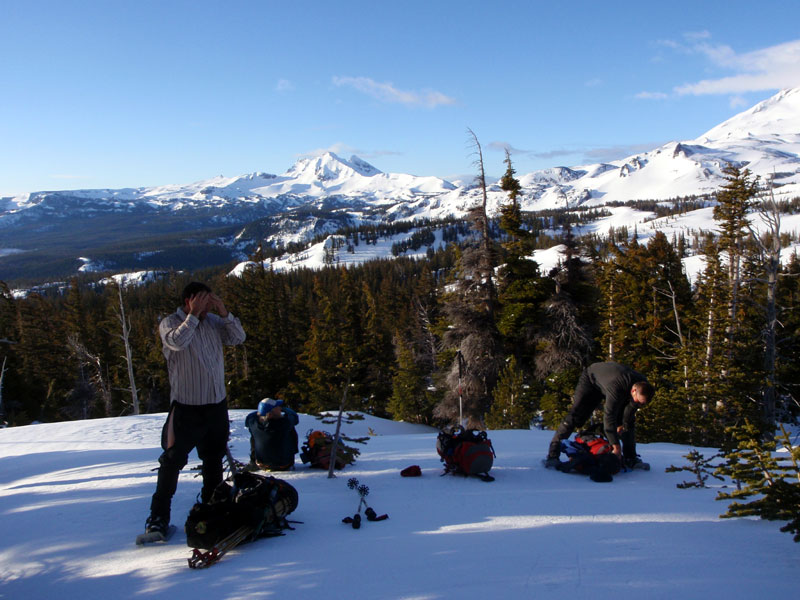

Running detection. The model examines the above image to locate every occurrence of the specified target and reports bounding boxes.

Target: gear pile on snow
[557,432,622,483]
[436,426,496,482]
[299,429,359,470]
[185,470,298,568]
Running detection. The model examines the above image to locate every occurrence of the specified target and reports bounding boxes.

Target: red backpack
[436,426,496,482]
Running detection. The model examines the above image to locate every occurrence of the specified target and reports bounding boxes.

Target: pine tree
[713,166,759,354]
[436,130,503,426]
[388,333,435,424]
[496,149,553,369]
[665,449,724,489]
[717,422,800,542]
[485,356,536,429]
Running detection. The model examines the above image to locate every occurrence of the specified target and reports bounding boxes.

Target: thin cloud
[582,143,665,164]
[487,141,529,154]
[276,79,294,92]
[530,149,579,160]
[636,91,669,100]
[667,36,800,95]
[729,95,749,109]
[332,76,456,108]
[585,78,603,88]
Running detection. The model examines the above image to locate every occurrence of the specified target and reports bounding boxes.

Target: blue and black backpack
[558,432,621,482]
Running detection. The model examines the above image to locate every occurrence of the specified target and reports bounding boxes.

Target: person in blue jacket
[245,398,299,471]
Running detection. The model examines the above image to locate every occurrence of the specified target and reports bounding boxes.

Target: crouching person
[544,362,655,470]
[245,398,299,471]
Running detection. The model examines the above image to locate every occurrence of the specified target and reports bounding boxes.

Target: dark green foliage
[665,449,724,488]
[538,367,580,430]
[716,422,800,542]
[387,333,436,424]
[485,356,536,429]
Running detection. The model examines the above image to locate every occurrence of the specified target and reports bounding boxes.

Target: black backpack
[247,414,299,471]
[185,471,298,550]
[436,426,496,482]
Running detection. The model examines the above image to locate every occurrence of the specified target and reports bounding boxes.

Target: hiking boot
[625,456,650,471]
[145,514,169,536]
[544,457,563,469]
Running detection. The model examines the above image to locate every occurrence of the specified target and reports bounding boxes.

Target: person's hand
[611,443,622,457]
[617,425,625,434]
[208,293,228,318]
[187,291,210,317]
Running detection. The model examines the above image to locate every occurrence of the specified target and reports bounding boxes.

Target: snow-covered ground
[1,411,798,599]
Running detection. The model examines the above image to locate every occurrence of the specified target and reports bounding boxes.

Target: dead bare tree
[747,178,783,427]
[67,334,112,417]
[114,284,140,415]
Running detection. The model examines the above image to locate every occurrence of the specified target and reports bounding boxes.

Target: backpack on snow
[185,470,298,550]
[299,430,359,470]
[436,426,496,482]
[558,431,621,482]
[246,412,299,471]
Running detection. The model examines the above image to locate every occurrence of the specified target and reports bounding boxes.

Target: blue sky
[2,0,800,196]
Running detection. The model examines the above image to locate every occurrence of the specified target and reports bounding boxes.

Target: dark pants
[547,371,638,460]
[149,400,229,521]
[548,370,601,458]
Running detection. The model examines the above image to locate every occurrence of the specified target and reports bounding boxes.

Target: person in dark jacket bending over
[544,362,655,470]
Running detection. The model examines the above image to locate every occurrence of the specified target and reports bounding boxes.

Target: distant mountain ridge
[2,88,800,283]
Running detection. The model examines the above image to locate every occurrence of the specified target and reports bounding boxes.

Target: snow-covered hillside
[1,412,798,599]
[3,88,800,285]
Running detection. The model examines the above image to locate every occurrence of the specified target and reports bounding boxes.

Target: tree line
[1,164,798,450]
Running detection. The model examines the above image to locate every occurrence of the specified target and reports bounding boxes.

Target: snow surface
[1,411,798,600]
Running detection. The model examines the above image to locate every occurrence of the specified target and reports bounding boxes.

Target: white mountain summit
[2,88,799,282]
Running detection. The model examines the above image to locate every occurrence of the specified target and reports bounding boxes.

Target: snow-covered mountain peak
[284,152,381,182]
[698,86,800,143]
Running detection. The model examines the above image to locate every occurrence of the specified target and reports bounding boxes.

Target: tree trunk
[117,285,140,415]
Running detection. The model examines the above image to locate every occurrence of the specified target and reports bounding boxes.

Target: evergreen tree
[436,130,503,426]
[388,332,435,424]
[496,150,553,369]
[713,166,759,353]
[485,356,536,429]
[717,422,800,542]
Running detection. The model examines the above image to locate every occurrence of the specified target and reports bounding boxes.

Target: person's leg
[620,426,637,461]
[196,400,229,503]
[547,370,602,459]
[149,403,197,522]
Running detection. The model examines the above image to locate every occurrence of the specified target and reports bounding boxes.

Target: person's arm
[160,312,199,351]
[603,385,629,453]
[209,294,246,345]
[283,406,299,426]
[603,404,622,454]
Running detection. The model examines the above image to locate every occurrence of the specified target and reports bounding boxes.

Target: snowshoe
[543,457,563,469]
[625,456,651,471]
[136,524,177,545]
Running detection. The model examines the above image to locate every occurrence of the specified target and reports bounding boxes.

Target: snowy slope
[1,412,798,600]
